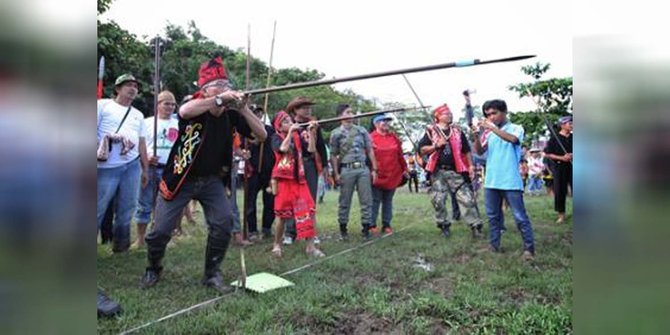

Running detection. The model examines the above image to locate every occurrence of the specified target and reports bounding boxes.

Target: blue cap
[372,114,393,123]
[559,115,572,124]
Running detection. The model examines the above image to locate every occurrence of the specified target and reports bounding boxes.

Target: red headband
[273,111,291,133]
[433,104,451,121]
[197,56,228,87]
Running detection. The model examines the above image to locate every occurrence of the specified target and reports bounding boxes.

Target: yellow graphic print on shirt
[173,123,203,175]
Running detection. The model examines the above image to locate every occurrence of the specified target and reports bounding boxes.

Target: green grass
[98,188,572,334]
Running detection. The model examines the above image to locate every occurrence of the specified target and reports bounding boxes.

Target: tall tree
[97,3,383,125]
[508,62,573,146]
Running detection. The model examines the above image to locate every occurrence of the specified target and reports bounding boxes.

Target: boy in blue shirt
[472,99,535,261]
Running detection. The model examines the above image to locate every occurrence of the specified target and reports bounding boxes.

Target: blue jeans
[135,166,164,224]
[527,176,543,194]
[371,187,396,228]
[97,158,141,251]
[484,188,534,253]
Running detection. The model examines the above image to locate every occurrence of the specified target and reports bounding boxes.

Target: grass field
[97,187,572,334]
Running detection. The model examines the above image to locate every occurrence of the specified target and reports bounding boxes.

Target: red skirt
[274,179,316,240]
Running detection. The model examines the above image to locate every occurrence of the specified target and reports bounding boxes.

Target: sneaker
[202,271,235,294]
[140,267,162,289]
[282,236,294,245]
[313,236,321,244]
[488,245,501,253]
[382,227,393,235]
[369,226,379,236]
[339,231,349,242]
[248,232,259,242]
[522,250,535,261]
[97,289,122,317]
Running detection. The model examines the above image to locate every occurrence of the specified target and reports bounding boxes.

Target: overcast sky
[101,0,573,118]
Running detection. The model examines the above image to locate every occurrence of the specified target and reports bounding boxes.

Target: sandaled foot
[306,248,325,258]
[271,245,283,257]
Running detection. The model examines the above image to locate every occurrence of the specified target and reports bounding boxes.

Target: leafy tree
[97,20,152,111]
[98,1,385,124]
[98,0,113,15]
[508,62,573,146]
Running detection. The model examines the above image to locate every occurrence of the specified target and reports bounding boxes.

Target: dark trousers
[245,174,274,234]
[553,163,573,213]
[408,171,419,192]
[145,176,232,277]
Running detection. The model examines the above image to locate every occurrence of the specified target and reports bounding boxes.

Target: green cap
[114,74,139,87]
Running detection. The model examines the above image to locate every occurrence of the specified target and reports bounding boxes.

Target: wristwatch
[214,95,224,107]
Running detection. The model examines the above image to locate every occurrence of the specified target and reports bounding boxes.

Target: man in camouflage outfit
[418,104,483,238]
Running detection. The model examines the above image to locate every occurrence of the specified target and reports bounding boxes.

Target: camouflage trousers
[430,169,483,229]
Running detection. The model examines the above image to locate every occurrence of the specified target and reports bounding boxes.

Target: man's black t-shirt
[544,132,572,169]
[185,109,252,177]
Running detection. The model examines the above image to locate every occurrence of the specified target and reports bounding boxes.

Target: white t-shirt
[144,116,180,165]
[97,99,147,169]
[528,156,544,175]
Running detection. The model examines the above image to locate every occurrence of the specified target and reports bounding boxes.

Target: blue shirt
[483,121,524,190]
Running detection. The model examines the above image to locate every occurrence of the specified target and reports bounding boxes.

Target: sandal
[306,248,325,258]
[271,245,283,258]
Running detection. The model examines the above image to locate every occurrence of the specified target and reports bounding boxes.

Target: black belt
[341,161,366,169]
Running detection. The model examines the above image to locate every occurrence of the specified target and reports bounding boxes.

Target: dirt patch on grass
[508,288,530,306]
[431,319,450,334]
[288,313,334,331]
[427,277,453,296]
[334,311,393,334]
[455,252,472,264]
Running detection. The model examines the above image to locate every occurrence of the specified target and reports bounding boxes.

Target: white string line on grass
[120,224,413,335]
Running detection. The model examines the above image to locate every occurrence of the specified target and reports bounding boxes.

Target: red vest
[425,124,469,173]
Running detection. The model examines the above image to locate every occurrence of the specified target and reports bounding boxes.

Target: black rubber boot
[203,233,233,293]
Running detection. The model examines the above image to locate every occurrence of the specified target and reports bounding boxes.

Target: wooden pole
[257,20,277,174]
